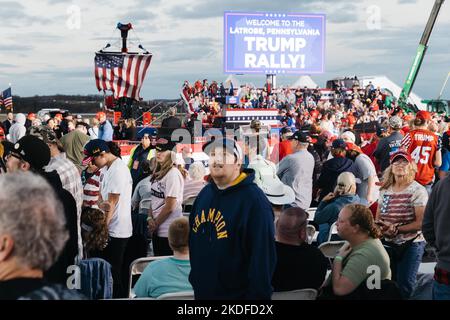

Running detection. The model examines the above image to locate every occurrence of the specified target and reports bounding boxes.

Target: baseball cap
[346,142,363,154]
[280,127,293,136]
[390,150,412,164]
[287,131,311,143]
[28,125,58,144]
[96,112,106,120]
[12,135,51,170]
[83,139,110,165]
[202,136,243,161]
[377,126,387,137]
[155,138,177,152]
[416,110,432,121]
[341,131,356,144]
[332,138,347,150]
[389,116,403,129]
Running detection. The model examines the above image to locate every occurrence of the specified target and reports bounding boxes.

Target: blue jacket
[189,169,276,300]
[98,120,114,142]
[77,258,113,300]
[314,194,360,244]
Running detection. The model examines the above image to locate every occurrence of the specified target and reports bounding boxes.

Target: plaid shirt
[45,153,83,260]
[435,267,450,286]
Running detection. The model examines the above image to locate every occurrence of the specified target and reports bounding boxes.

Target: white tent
[224,74,241,88]
[359,75,427,110]
[291,75,317,89]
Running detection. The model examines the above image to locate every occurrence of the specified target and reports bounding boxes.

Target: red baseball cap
[96,112,106,119]
[415,110,432,121]
[390,150,412,164]
[345,142,362,154]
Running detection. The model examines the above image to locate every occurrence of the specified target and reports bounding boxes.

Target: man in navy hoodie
[189,137,276,300]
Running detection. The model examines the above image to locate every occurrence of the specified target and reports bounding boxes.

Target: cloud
[0,44,34,52]
[0,63,16,68]
[148,38,219,63]
[166,0,349,20]
[0,1,51,26]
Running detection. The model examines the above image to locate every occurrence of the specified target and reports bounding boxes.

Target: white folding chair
[306,224,316,245]
[157,291,195,300]
[318,241,346,259]
[182,196,196,212]
[327,222,338,242]
[306,207,317,221]
[128,256,171,298]
[272,288,318,300]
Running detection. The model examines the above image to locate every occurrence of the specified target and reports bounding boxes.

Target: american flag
[94,52,152,101]
[1,87,13,110]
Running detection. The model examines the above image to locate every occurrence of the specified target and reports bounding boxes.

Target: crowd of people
[1,78,450,300]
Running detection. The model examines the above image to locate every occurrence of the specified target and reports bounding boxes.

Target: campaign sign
[224,12,325,74]
[226,96,238,104]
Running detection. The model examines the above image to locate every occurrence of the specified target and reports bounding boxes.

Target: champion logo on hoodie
[192,208,228,239]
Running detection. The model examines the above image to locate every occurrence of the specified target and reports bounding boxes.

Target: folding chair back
[272,288,318,300]
[128,256,171,298]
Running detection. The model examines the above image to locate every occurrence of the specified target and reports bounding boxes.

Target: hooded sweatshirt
[189,169,276,300]
[316,157,357,201]
[8,113,26,143]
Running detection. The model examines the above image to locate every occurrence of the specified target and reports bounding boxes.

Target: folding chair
[327,222,338,242]
[157,291,195,300]
[128,256,171,298]
[306,207,317,221]
[306,224,316,245]
[318,241,346,259]
[272,288,318,300]
[182,196,196,213]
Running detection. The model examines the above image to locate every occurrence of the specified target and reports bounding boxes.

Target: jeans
[396,241,425,299]
[432,281,450,300]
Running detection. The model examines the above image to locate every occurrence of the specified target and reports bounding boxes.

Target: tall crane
[398,0,445,113]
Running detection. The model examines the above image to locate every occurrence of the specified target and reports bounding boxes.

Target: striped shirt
[378,181,428,244]
[82,169,102,208]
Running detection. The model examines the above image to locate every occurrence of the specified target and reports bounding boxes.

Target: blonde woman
[376,150,428,299]
[314,172,360,244]
[148,139,185,256]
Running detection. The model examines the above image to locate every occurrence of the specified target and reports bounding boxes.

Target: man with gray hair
[161,106,181,129]
[0,172,84,299]
[277,131,315,209]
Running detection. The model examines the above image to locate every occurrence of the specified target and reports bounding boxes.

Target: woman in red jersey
[400,111,441,193]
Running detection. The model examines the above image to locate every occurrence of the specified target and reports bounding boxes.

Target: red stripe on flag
[102,68,108,90]
[131,55,144,100]
[137,55,151,99]
[95,67,102,91]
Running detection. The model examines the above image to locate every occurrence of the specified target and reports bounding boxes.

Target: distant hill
[5,95,181,114]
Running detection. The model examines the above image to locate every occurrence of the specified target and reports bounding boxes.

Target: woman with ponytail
[322,203,391,298]
[148,138,185,256]
[314,172,360,244]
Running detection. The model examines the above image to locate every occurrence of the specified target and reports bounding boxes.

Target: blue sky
[0,0,449,100]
